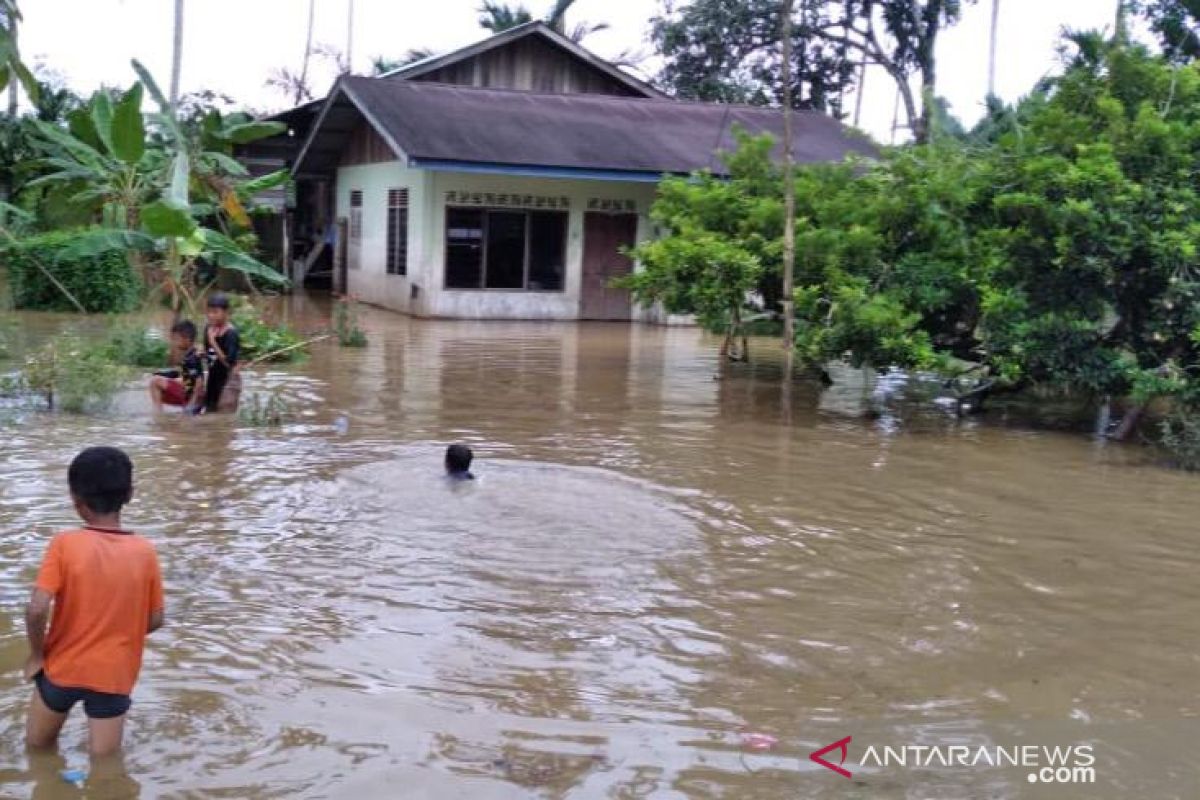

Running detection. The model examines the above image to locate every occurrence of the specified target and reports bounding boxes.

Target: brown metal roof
[294,76,877,178]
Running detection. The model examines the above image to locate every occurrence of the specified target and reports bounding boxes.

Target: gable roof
[379,21,665,100]
[294,76,876,181]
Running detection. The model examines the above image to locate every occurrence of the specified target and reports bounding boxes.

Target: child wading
[202,293,241,413]
[148,320,205,413]
[23,447,165,756]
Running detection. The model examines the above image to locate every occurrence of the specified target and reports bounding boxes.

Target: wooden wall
[410,36,640,97]
[340,122,398,167]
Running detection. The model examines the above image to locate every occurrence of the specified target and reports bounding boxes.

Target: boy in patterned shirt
[149,320,204,413]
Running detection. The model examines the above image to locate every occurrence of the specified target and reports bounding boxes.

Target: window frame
[442,205,567,293]
[348,189,363,271]
[386,188,409,276]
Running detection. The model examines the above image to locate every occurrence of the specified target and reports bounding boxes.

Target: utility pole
[781,0,796,362]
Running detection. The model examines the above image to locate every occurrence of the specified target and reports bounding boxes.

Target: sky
[21,0,1127,142]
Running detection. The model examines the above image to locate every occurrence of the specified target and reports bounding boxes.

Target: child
[202,293,241,413]
[148,320,204,413]
[445,444,475,480]
[24,447,164,757]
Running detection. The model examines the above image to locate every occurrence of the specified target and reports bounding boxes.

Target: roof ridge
[351,75,830,116]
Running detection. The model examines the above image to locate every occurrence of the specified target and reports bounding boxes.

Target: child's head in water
[445,444,474,479]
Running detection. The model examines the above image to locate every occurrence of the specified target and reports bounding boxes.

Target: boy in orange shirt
[23,446,165,756]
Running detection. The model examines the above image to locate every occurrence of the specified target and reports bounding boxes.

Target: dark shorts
[35,671,130,719]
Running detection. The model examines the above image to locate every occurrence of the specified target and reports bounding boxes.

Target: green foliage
[622,131,777,336]
[1129,0,1200,62]
[1160,411,1200,469]
[333,296,367,347]
[638,34,1200,420]
[18,330,129,413]
[230,296,306,363]
[239,390,290,427]
[99,323,169,368]
[3,229,141,312]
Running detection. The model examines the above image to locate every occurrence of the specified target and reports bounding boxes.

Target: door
[581,212,638,320]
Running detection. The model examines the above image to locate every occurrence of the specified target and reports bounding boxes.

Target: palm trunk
[6,11,17,117]
[987,0,1000,98]
[170,0,184,110]
[297,0,317,105]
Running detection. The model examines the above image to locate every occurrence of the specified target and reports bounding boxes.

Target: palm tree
[370,49,437,75]
[170,0,184,109]
[478,0,608,43]
[0,1,37,114]
[478,1,533,32]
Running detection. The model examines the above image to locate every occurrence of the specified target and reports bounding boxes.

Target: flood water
[1,295,1198,799]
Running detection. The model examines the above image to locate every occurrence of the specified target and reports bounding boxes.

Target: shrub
[2,229,142,313]
[19,331,130,412]
[100,323,170,368]
[333,296,367,347]
[1160,412,1200,470]
[239,390,290,426]
[229,296,307,363]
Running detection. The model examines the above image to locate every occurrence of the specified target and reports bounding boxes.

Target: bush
[229,295,307,363]
[1160,412,1200,470]
[2,229,142,313]
[100,323,170,368]
[19,331,130,413]
[333,296,367,347]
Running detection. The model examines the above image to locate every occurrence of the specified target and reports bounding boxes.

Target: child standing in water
[148,320,204,413]
[202,293,241,413]
[24,447,165,757]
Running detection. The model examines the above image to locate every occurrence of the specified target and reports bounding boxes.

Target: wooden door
[581,212,638,320]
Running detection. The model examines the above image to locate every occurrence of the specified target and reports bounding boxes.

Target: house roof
[293,76,877,181]
[378,21,665,100]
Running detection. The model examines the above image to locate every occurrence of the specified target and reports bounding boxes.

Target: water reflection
[1,297,1199,797]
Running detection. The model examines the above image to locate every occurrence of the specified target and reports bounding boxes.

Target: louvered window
[386,188,409,276]
[348,190,363,270]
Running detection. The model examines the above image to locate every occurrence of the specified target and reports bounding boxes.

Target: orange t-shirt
[35,528,164,696]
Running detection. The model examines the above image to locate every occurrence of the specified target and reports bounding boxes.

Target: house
[248,22,874,322]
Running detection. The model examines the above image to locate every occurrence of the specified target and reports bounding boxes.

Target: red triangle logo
[810,735,853,779]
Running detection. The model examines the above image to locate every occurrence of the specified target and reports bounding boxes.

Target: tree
[1129,0,1200,61]
[651,0,856,112]
[370,49,436,75]
[0,1,37,113]
[478,0,609,42]
[28,60,289,316]
[652,1,973,138]
[621,132,782,358]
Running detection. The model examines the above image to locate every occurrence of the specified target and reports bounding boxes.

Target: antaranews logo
[807,737,1096,785]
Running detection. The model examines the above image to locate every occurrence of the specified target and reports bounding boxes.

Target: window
[443,208,567,291]
[348,190,363,270]
[387,188,409,276]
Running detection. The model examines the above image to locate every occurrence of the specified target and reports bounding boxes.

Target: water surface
[1,297,1197,798]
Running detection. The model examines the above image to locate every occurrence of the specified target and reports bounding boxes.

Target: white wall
[336,161,429,315]
[338,161,663,321]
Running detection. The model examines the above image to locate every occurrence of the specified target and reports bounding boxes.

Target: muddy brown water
[1,296,1198,799]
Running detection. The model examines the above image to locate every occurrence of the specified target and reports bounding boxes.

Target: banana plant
[27,59,290,317]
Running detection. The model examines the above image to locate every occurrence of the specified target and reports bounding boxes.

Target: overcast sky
[23,0,1125,141]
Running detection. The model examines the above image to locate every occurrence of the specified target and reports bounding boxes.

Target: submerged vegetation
[629,33,1200,455]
